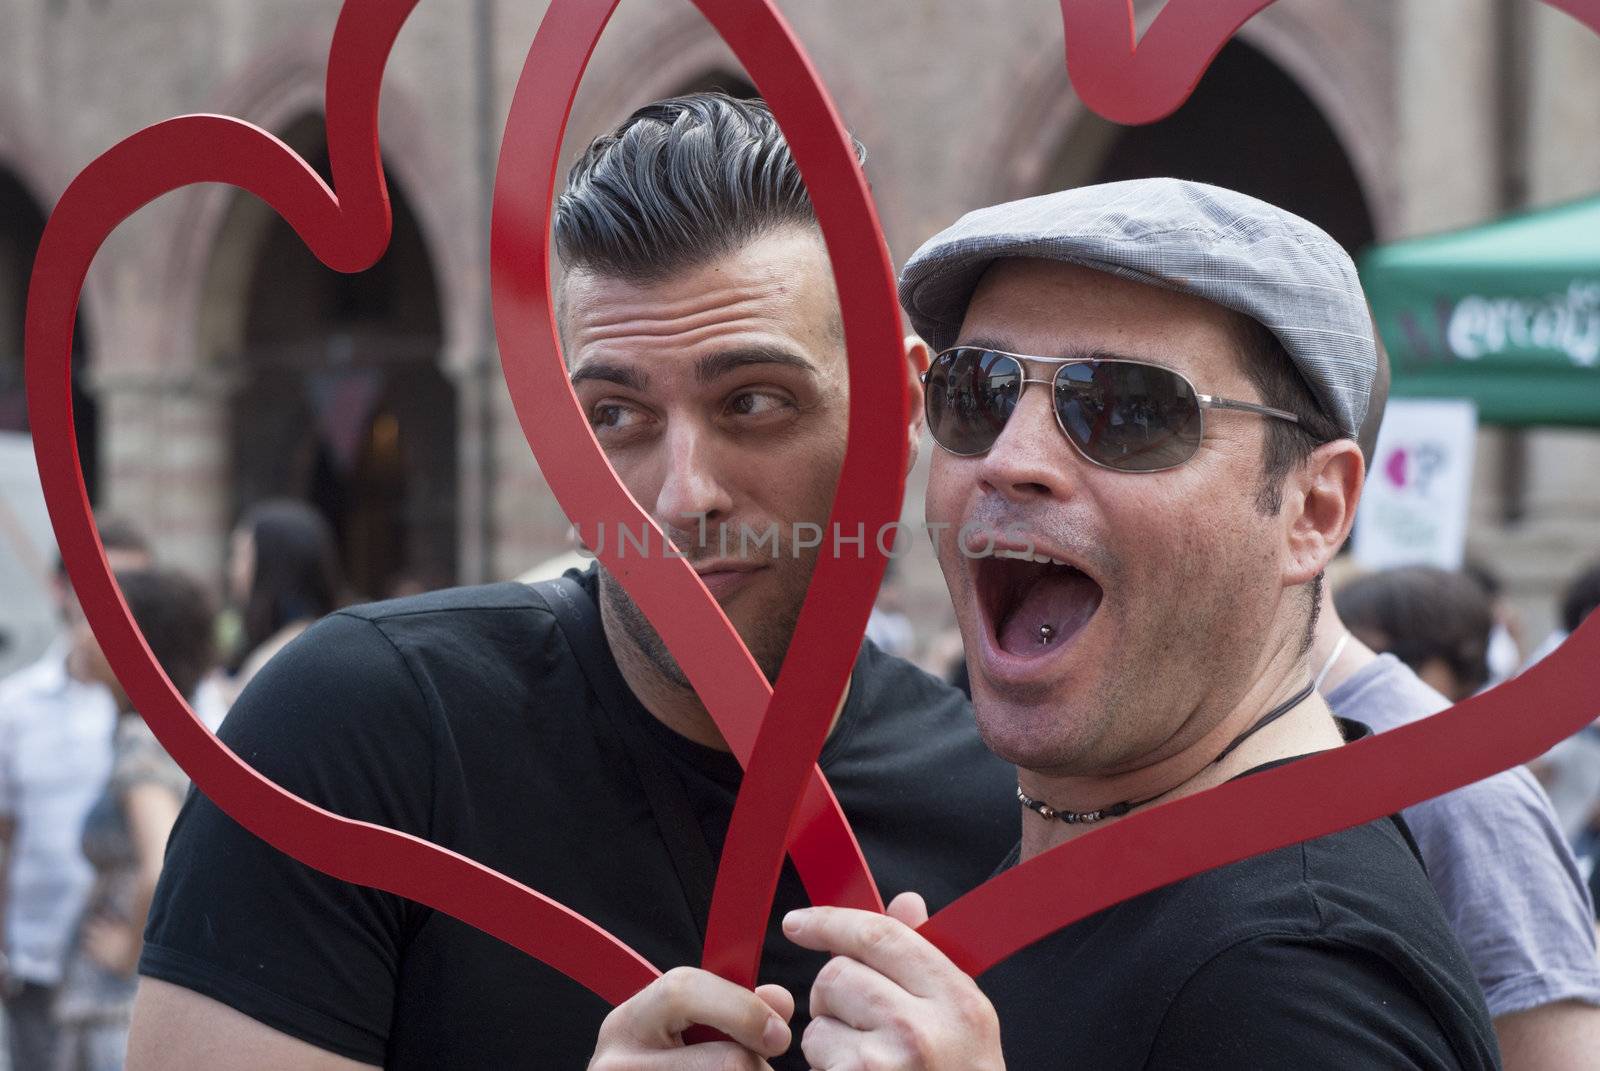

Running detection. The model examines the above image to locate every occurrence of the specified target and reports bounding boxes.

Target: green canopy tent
[1360,195,1600,426]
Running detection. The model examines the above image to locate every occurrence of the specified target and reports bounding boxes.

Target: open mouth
[975,550,1104,659]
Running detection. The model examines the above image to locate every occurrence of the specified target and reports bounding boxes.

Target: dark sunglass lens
[926,350,1023,455]
[1054,362,1203,471]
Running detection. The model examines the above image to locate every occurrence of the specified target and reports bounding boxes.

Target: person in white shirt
[0,520,151,1071]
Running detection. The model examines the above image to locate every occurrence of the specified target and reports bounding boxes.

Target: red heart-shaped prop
[26,0,1600,1016]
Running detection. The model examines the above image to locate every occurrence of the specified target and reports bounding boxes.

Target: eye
[726,390,794,419]
[590,401,650,433]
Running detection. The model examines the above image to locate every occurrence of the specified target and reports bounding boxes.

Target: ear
[903,335,931,476]
[1282,440,1364,588]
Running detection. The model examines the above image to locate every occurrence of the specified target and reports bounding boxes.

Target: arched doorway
[0,168,98,500]
[222,116,456,600]
[1046,40,1376,253]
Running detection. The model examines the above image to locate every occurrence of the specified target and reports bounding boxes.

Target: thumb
[755,984,795,1024]
[886,890,929,929]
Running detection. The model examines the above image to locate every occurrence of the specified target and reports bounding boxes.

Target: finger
[616,1041,773,1071]
[801,1014,868,1071]
[783,907,947,998]
[886,890,929,928]
[754,983,795,1024]
[809,955,912,1032]
[624,967,791,1057]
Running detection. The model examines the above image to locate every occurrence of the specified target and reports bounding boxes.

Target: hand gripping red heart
[25,0,1600,1013]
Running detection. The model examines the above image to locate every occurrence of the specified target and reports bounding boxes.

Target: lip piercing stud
[1038,624,1055,645]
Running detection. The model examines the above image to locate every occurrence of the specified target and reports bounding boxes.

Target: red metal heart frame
[25,0,1600,1010]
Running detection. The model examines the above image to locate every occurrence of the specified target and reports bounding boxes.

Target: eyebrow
[569,362,648,391]
[694,347,817,385]
[568,347,818,392]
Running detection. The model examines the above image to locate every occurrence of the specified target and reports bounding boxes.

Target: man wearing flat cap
[779,179,1502,1068]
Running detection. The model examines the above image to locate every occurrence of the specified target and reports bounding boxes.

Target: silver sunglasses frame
[920,347,1301,472]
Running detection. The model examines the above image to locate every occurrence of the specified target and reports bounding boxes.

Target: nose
[654,422,735,543]
[976,380,1081,503]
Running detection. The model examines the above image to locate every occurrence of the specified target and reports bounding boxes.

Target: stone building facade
[2,0,1597,657]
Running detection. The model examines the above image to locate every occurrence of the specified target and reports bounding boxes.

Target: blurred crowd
[0,500,1596,1070]
[0,501,342,1071]
[1328,558,1600,876]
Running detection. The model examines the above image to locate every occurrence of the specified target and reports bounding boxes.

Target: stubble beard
[597,560,809,689]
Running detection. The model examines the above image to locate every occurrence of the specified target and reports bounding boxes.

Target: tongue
[998,569,1100,657]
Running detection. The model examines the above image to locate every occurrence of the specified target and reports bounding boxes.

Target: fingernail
[782,910,805,934]
[763,1016,789,1051]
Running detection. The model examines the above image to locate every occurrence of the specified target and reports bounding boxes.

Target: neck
[601,599,849,752]
[1309,589,1379,695]
[1018,670,1344,860]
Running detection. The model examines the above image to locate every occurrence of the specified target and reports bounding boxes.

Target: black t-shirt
[981,764,1501,1069]
[140,572,1019,1069]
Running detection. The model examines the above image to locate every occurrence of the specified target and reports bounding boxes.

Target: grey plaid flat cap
[898,178,1376,439]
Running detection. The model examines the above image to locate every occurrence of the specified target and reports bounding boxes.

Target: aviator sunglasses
[920,346,1301,473]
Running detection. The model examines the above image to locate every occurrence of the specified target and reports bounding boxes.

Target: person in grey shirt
[1314,352,1600,1069]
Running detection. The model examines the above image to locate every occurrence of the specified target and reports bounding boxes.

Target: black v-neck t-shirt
[140,574,1019,1068]
[981,736,1501,1069]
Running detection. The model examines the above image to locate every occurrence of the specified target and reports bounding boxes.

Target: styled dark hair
[554,92,862,280]
[1335,565,1493,696]
[1561,558,1600,634]
[116,567,216,702]
[232,499,342,671]
[1231,315,1343,516]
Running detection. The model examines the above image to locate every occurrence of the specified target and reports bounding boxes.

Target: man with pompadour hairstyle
[127,93,1017,1071]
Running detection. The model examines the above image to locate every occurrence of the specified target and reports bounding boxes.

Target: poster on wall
[1353,399,1480,572]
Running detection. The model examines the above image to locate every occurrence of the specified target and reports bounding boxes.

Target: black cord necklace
[1016,680,1317,825]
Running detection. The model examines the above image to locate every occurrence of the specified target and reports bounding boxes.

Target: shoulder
[1108,820,1465,983]
[335,583,563,674]
[988,822,1496,1068]
[222,585,553,769]
[1146,823,1496,1065]
[1402,762,1573,870]
[1324,654,1448,733]
[244,583,555,699]
[223,581,590,784]
[1147,923,1500,1069]
[1402,767,1600,1015]
[338,581,551,624]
